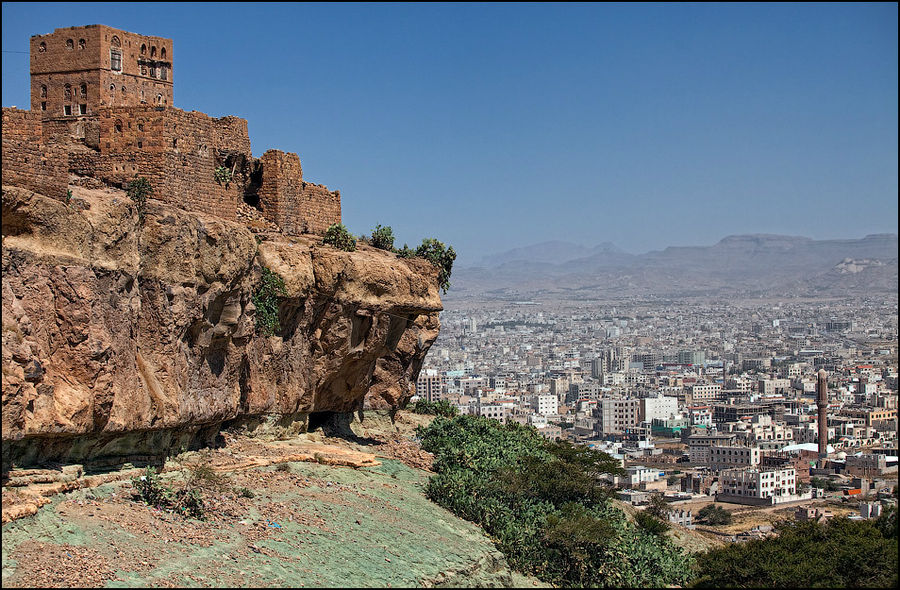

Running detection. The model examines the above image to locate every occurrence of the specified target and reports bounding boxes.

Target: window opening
[66,39,74,50]
[110,36,121,48]
[64,84,72,101]
[151,46,157,57]
[78,39,85,50]
[39,42,46,52]
[141,43,146,55]
[80,83,87,98]
[40,85,47,98]
[161,47,166,59]
[110,49,122,72]
[41,102,46,111]
[64,105,72,116]
[79,104,87,115]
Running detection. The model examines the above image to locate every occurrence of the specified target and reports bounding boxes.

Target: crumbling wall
[66,106,251,220]
[257,149,341,235]
[1,108,67,199]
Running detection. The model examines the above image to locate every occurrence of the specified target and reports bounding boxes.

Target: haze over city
[3,2,897,264]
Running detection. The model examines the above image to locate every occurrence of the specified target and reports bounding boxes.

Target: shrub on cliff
[395,243,416,258]
[415,238,456,294]
[126,176,152,222]
[253,267,287,336]
[323,223,357,252]
[416,415,693,587]
[370,224,395,251]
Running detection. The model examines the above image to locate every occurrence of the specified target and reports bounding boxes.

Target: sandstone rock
[2,185,442,467]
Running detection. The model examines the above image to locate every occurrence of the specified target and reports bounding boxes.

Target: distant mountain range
[450,234,898,300]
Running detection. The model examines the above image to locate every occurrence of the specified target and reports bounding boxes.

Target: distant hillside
[450,234,898,299]
[475,240,629,268]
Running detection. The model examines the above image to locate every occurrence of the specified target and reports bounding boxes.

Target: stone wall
[1,108,67,199]
[66,106,251,220]
[257,149,341,235]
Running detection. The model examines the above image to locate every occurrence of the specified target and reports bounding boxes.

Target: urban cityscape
[416,292,898,535]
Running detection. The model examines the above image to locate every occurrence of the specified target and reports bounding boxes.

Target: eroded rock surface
[2,186,442,467]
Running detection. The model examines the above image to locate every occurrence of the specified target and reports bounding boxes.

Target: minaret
[816,369,828,457]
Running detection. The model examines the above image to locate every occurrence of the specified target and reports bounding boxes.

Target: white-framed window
[110,49,122,72]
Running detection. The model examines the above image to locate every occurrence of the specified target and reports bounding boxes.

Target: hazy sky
[2,3,897,264]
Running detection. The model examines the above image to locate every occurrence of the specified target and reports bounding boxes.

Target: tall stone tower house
[30,25,173,117]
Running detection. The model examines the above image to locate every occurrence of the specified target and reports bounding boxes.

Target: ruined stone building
[3,24,341,234]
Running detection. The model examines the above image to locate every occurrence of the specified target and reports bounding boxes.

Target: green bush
[253,267,287,336]
[692,517,898,587]
[370,224,395,251]
[415,238,456,293]
[126,176,152,222]
[214,165,233,188]
[131,466,205,519]
[395,243,416,258]
[635,509,670,536]
[323,223,357,252]
[416,415,692,588]
[697,504,732,525]
[410,399,458,417]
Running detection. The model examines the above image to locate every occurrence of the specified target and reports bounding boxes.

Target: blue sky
[2,3,897,263]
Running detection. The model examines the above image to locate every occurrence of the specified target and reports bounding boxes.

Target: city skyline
[2,2,897,262]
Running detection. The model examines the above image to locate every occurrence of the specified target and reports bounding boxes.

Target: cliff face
[1,186,442,467]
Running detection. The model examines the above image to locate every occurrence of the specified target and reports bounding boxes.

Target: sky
[2,2,897,264]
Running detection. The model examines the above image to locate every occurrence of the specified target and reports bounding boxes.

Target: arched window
[160,47,166,59]
[80,83,87,97]
[150,46,157,58]
[109,84,116,94]
[64,84,72,100]
[40,85,47,98]
[39,42,46,52]
[140,43,146,55]
[66,39,74,50]
[121,86,127,95]
[114,120,123,133]
[110,36,121,48]
[156,93,163,105]
[78,39,85,50]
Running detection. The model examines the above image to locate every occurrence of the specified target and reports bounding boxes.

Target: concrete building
[708,445,762,471]
[597,398,641,435]
[718,467,801,505]
[641,394,679,423]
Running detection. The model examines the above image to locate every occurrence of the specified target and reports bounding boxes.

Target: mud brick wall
[1,108,68,199]
[257,149,341,235]
[71,106,252,220]
[297,183,342,235]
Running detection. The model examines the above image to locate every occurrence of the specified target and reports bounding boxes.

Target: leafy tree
[697,504,733,525]
[415,238,456,293]
[416,415,693,588]
[692,517,898,588]
[322,223,357,252]
[369,224,395,251]
[410,399,458,417]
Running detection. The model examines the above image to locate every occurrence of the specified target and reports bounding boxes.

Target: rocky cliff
[1,185,442,468]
